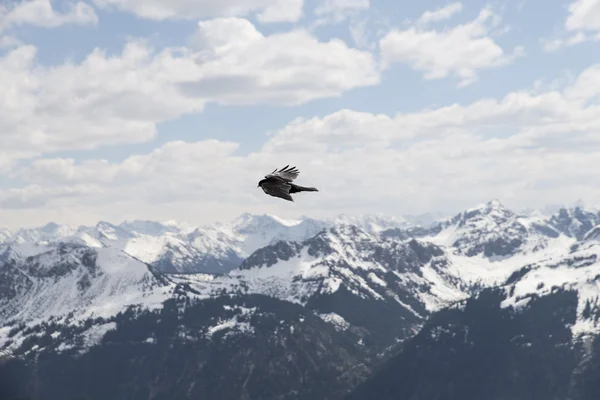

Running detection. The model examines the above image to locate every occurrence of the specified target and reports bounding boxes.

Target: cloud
[542,0,600,51]
[379,7,524,87]
[563,64,600,101]
[566,0,600,31]
[542,31,593,52]
[93,0,303,22]
[0,34,20,48]
[185,18,379,104]
[257,0,303,23]
[314,0,369,25]
[8,63,600,227]
[0,184,104,209]
[417,2,463,25]
[0,17,378,163]
[0,0,98,31]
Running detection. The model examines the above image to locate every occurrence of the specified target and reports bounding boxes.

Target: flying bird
[258,165,318,202]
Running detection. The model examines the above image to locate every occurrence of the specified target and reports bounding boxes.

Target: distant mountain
[198,225,464,352]
[383,200,568,259]
[2,200,600,400]
[0,242,169,325]
[346,223,600,400]
[328,214,412,233]
[0,215,326,274]
[432,199,564,257]
[0,213,407,275]
[549,207,600,240]
[0,216,475,399]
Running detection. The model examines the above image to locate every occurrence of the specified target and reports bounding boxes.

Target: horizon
[2,0,600,229]
[1,197,597,231]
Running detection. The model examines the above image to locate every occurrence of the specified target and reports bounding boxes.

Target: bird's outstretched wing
[265,165,299,182]
[260,180,294,201]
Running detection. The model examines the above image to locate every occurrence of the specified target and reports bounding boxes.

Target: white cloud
[417,2,463,25]
[0,17,378,163]
[0,184,104,209]
[542,0,600,51]
[349,18,370,48]
[564,64,600,101]
[0,0,98,31]
[0,34,20,48]
[380,7,524,87]
[257,0,303,23]
[7,64,600,227]
[566,0,600,31]
[542,31,592,52]
[93,0,303,22]
[314,0,369,25]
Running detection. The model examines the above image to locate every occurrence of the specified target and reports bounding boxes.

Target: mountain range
[1,200,600,399]
[0,213,415,275]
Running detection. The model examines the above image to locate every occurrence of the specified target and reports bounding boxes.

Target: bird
[257,165,318,202]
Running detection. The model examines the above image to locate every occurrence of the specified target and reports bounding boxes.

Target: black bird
[258,165,318,202]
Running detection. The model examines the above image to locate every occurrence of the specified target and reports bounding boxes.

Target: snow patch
[319,313,350,331]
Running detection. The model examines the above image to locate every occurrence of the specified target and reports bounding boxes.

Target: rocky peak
[549,206,600,240]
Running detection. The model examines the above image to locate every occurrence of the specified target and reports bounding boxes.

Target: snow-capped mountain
[0,215,331,274]
[229,213,330,255]
[0,213,414,275]
[5,222,80,245]
[347,230,600,400]
[2,199,600,399]
[0,219,470,359]
[168,226,452,351]
[382,200,570,260]
[0,243,170,325]
[499,230,600,337]
[549,206,600,240]
[329,214,412,234]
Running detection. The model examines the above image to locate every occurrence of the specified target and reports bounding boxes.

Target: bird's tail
[290,184,318,193]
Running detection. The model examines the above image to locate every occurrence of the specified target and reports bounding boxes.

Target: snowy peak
[0,213,331,275]
[456,199,513,225]
[549,206,600,240]
[431,199,562,258]
[330,213,410,233]
[233,213,302,232]
[5,223,79,246]
[92,221,135,242]
[0,243,169,325]
[38,222,73,236]
[231,223,464,317]
[0,228,12,243]
[118,220,181,236]
[229,213,329,256]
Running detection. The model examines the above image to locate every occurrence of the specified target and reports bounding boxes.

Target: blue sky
[1,0,600,228]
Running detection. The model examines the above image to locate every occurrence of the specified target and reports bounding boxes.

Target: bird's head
[257,178,266,188]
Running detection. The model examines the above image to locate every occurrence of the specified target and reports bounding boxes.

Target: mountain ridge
[2,199,600,399]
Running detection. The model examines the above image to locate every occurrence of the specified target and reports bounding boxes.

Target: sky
[1,0,600,229]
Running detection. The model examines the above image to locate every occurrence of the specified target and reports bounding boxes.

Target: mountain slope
[346,287,583,400]
[347,231,600,400]
[2,200,600,400]
[0,215,331,275]
[549,207,600,240]
[1,294,372,400]
[0,242,171,354]
[173,225,497,353]
[427,200,563,257]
